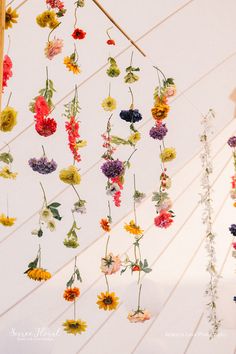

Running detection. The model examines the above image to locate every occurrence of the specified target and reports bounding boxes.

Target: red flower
[35,117,57,137]
[72,28,86,40]
[65,116,81,162]
[107,39,115,45]
[232,242,236,250]
[111,176,123,207]
[154,210,173,229]
[132,265,140,272]
[2,55,13,92]
[46,0,64,10]
[34,96,50,118]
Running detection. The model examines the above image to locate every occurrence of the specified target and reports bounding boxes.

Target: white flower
[106,183,120,196]
[47,219,56,232]
[40,208,53,222]
[31,229,39,235]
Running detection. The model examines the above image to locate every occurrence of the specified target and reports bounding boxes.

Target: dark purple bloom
[149,123,168,140]
[229,224,236,236]
[227,136,236,148]
[119,109,142,123]
[234,296,236,302]
[101,159,124,178]
[28,156,57,174]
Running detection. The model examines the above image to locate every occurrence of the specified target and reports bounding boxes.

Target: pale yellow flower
[101,96,117,112]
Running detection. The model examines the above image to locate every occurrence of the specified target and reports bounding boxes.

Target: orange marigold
[63,287,80,302]
[151,102,170,121]
[100,218,111,232]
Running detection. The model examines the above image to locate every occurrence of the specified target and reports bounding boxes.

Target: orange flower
[151,101,170,121]
[63,287,80,302]
[100,218,111,232]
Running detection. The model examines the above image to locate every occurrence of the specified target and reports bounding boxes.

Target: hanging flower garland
[227,136,236,302]
[60,87,87,248]
[64,2,86,75]
[63,256,87,335]
[5,7,19,30]
[24,245,51,281]
[200,109,221,338]
[97,201,120,311]
[122,175,151,323]
[150,67,176,228]
[31,182,62,238]
[0,185,16,227]
[101,115,136,207]
[29,67,57,137]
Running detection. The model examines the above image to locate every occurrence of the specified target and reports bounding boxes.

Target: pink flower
[163,84,176,98]
[127,310,151,323]
[44,38,63,60]
[2,55,13,92]
[100,253,121,275]
[156,198,172,212]
[34,96,50,118]
[154,210,174,228]
[232,242,236,250]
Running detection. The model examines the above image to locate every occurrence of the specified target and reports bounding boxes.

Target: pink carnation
[100,253,121,275]
[44,38,63,60]
[34,96,50,118]
[128,310,151,323]
[154,210,174,228]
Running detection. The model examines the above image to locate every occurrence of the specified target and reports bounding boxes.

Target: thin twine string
[0,121,234,319]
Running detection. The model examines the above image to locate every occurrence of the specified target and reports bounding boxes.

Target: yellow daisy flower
[160,147,176,163]
[124,220,143,236]
[128,131,141,145]
[0,213,16,226]
[63,319,87,335]
[97,291,119,311]
[64,56,80,75]
[0,166,17,179]
[27,268,51,281]
[0,106,17,132]
[59,165,81,185]
[101,96,117,112]
[5,7,19,29]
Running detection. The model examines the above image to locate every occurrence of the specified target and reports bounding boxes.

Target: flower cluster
[46,0,66,17]
[28,156,57,175]
[2,55,13,92]
[36,10,60,29]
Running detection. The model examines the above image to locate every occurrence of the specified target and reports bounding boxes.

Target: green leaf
[66,275,74,288]
[0,152,13,164]
[120,267,127,275]
[49,207,62,221]
[143,259,148,268]
[143,268,152,273]
[24,256,39,273]
[48,202,61,208]
[75,269,82,282]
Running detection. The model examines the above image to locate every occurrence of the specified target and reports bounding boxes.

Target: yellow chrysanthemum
[128,131,141,145]
[0,106,17,132]
[64,57,80,75]
[97,291,119,311]
[0,166,17,179]
[59,165,81,185]
[77,140,87,148]
[0,213,16,226]
[63,319,87,335]
[5,7,19,29]
[101,96,117,112]
[160,147,176,163]
[124,220,144,235]
[27,268,51,281]
[36,10,59,29]
[151,102,169,121]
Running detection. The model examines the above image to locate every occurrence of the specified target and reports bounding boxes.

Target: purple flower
[28,156,57,174]
[119,109,142,123]
[101,159,124,178]
[227,136,236,148]
[233,296,236,302]
[229,224,236,236]
[149,123,168,140]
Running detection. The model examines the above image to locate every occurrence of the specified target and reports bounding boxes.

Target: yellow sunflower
[27,268,51,281]
[124,220,143,236]
[97,291,119,311]
[0,106,17,132]
[151,101,169,121]
[128,131,141,145]
[0,213,16,226]
[64,56,80,75]
[59,165,81,185]
[160,147,176,163]
[63,319,87,335]
[101,96,117,112]
[5,7,19,29]
[0,166,17,179]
